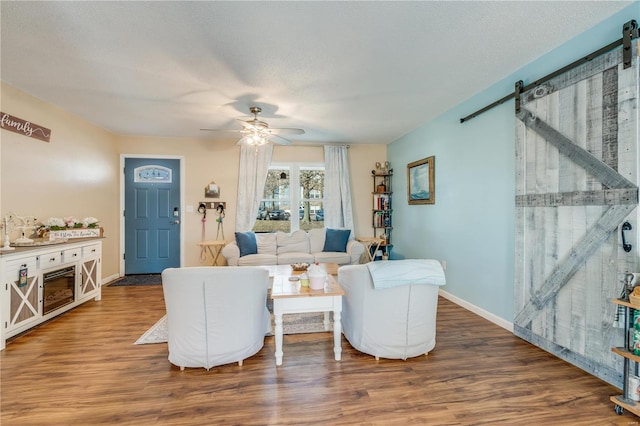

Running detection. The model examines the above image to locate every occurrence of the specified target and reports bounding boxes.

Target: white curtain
[323,145,354,231]
[235,144,273,232]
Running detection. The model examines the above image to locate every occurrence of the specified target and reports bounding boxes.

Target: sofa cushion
[277,252,314,264]
[256,233,277,255]
[237,254,278,266]
[235,231,258,257]
[314,251,351,265]
[276,230,309,254]
[323,228,351,253]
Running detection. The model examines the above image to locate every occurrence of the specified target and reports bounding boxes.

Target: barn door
[514,43,639,387]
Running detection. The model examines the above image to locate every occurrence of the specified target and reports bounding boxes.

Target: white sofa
[222,228,365,266]
[161,267,271,370]
[338,260,446,360]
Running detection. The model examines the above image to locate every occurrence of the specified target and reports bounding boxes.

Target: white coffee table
[269,265,343,366]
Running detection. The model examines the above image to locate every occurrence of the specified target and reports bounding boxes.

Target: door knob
[172,220,180,225]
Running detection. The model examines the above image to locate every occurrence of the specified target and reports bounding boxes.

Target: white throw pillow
[308,228,325,253]
[256,233,277,255]
[276,230,310,254]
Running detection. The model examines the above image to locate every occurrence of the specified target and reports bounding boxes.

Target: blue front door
[124,158,181,274]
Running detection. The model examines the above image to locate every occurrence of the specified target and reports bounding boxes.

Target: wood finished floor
[1,284,637,425]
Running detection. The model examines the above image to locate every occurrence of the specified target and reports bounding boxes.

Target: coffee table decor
[306,263,327,290]
[291,262,310,271]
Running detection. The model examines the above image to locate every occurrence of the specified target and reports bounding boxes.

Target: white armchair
[161,266,271,370]
[338,260,446,360]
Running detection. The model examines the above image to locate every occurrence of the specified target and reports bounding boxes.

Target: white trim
[102,273,121,285]
[119,154,186,277]
[438,289,514,333]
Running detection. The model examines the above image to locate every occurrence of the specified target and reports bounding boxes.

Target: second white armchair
[338,260,446,360]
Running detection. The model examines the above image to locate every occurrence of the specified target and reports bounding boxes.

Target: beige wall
[116,138,386,266]
[1,82,120,279]
[115,135,241,267]
[2,82,386,276]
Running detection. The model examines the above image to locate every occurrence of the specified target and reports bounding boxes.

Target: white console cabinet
[0,239,102,350]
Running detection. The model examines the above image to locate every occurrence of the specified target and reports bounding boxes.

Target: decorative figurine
[1,216,15,251]
[375,161,391,174]
[8,213,38,245]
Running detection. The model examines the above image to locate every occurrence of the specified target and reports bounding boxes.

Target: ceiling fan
[201,106,305,146]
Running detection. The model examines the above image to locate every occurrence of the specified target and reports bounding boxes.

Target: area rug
[135,312,333,345]
[109,274,161,286]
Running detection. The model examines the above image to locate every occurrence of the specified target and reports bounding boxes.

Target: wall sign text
[0,112,51,142]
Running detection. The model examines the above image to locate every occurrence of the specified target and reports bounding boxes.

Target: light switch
[186,205,194,213]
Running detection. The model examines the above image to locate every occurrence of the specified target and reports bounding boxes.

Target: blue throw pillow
[235,231,258,257]
[323,228,351,253]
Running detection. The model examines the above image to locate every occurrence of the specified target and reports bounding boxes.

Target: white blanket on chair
[366,259,446,289]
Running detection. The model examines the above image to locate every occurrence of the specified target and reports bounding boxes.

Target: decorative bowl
[291,262,310,271]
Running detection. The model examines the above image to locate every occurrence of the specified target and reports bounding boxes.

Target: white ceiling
[0,1,633,145]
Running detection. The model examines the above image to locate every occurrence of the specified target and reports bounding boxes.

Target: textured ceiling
[0,1,633,145]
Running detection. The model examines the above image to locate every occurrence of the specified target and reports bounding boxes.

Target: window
[253,164,325,233]
[133,165,172,183]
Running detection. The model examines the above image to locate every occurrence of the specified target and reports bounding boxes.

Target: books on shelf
[372,194,391,210]
[373,211,391,228]
[370,169,393,248]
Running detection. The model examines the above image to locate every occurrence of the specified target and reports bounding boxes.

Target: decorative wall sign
[407,156,435,205]
[48,227,103,240]
[0,112,51,142]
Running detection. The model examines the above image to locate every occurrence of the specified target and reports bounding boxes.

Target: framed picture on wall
[407,156,435,205]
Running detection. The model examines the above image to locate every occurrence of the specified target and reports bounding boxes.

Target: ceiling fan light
[243,131,268,146]
[213,106,301,146]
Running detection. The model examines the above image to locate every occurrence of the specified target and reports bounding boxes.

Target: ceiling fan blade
[268,134,293,145]
[269,128,305,135]
[237,119,254,128]
[200,128,243,132]
[237,118,267,129]
[206,106,303,142]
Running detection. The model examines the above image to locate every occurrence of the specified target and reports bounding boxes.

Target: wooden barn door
[514,43,639,387]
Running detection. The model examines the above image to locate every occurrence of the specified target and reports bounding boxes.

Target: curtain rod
[460,19,638,124]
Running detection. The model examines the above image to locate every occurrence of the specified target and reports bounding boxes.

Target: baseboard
[102,273,121,285]
[438,289,513,333]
